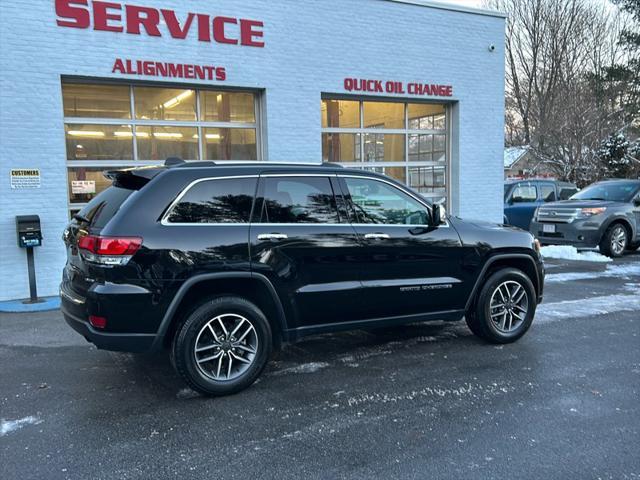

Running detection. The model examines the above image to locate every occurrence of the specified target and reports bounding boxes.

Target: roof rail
[165,157,186,167]
[321,162,344,168]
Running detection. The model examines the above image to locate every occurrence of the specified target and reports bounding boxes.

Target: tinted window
[571,182,639,203]
[167,177,257,224]
[559,187,578,200]
[540,184,556,202]
[260,177,339,224]
[78,186,136,230]
[511,184,537,203]
[344,177,429,225]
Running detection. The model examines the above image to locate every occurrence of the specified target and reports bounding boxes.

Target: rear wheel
[599,223,628,258]
[172,296,272,396]
[466,268,536,344]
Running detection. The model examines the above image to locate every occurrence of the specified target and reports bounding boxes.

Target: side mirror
[432,204,443,226]
[634,198,640,207]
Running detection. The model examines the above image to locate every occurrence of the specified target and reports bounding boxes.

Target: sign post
[15,215,43,304]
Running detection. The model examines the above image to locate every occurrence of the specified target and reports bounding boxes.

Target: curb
[0,296,61,313]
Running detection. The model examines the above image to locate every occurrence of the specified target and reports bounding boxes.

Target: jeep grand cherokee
[61,161,544,396]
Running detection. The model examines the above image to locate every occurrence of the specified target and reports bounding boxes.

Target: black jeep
[61,161,544,396]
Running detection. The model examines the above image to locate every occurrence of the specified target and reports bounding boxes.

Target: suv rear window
[77,186,136,230]
[166,177,257,224]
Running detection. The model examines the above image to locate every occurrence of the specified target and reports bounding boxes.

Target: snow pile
[0,416,42,436]
[540,245,612,263]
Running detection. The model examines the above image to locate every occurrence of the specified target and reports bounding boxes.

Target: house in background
[504,146,556,179]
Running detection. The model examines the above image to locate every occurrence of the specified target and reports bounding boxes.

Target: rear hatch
[61,167,163,300]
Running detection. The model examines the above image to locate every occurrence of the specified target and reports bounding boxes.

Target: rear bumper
[60,280,159,353]
[530,220,602,248]
[62,306,156,353]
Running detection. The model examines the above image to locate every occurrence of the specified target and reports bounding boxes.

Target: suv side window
[540,184,557,202]
[259,176,340,224]
[511,183,537,203]
[343,177,429,225]
[165,177,257,224]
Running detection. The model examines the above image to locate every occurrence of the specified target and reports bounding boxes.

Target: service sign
[10,169,41,189]
[344,78,453,97]
[71,180,96,194]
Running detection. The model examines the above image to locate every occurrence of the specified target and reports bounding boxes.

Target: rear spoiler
[104,166,165,190]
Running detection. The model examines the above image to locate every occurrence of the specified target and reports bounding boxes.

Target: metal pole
[25,246,38,303]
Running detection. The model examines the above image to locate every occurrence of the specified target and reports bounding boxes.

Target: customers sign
[55,0,265,47]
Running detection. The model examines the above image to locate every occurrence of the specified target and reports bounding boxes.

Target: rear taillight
[89,315,107,329]
[78,235,142,266]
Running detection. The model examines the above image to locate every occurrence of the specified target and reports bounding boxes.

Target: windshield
[504,184,512,201]
[570,182,639,203]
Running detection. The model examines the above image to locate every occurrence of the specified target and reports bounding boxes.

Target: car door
[249,174,363,330]
[339,175,466,320]
[504,182,539,230]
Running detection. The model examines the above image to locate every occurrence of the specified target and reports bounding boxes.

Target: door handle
[364,233,390,240]
[257,233,288,241]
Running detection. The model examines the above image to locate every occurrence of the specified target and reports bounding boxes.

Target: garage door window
[62,81,261,217]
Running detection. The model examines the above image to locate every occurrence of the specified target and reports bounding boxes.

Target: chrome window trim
[161,172,448,228]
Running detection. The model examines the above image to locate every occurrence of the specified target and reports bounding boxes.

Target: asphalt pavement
[1,253,639,480]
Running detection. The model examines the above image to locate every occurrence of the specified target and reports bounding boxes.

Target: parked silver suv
[530,179,640,257]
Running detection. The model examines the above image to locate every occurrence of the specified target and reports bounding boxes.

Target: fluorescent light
[68,130,105,137]
[205,134,221,140]
[163,90,193,109]
[113,131,133,137]
[153,132,183,139]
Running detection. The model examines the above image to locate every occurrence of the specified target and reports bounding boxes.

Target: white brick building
[0,0,505,301]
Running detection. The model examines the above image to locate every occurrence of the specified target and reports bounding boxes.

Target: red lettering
[93,1,123,32]
[196,14,211,42]
[444,86,453,96]
[156,62,167,77]
[184,64,194,78]
[194,65,205,80]
[216,68,227,81]
[112,58,125,74]
[125,5,161,36]
[161,9,194,39]
[168,63,184,78]
[240,19,264,47]
[143,61,155,75]
[55,0,90,28]
[213,17,238,44]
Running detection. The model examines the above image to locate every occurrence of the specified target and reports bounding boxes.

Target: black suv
[61,161,544,396]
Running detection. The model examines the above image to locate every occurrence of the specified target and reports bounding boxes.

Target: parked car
[61,160,545,396]
[531,179,640,257]
[504,179,578,230]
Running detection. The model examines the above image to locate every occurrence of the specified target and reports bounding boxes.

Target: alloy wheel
[611,226,627,256]
[194,314,258,381]
[489,280,529,333]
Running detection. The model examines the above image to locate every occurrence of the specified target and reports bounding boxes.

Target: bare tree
[485,0,635,185]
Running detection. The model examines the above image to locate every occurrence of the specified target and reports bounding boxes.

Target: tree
[485,0,638,185]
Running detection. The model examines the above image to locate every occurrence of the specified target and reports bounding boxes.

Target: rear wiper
[73,213,91,224]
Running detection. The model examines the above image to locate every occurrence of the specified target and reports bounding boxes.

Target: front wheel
[173,296,272,397]
[466,268,536,344]
[600,223,628,258]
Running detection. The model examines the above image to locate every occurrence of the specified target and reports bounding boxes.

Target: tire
[466,268,536,344]
[172,296,272,397]
[599,223,628,258]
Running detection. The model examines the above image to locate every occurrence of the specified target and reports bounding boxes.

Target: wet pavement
[1,252,639,479]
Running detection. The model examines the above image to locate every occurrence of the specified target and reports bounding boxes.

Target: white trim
[378,0,507,18]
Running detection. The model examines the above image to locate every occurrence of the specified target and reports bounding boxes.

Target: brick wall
[0,0,505,300]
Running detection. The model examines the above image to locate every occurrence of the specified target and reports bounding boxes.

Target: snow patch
[546,262,640,283]
[536,293,640,323]
[0,416,42,436]
[541,245,611,263]
[273,362,329,376]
